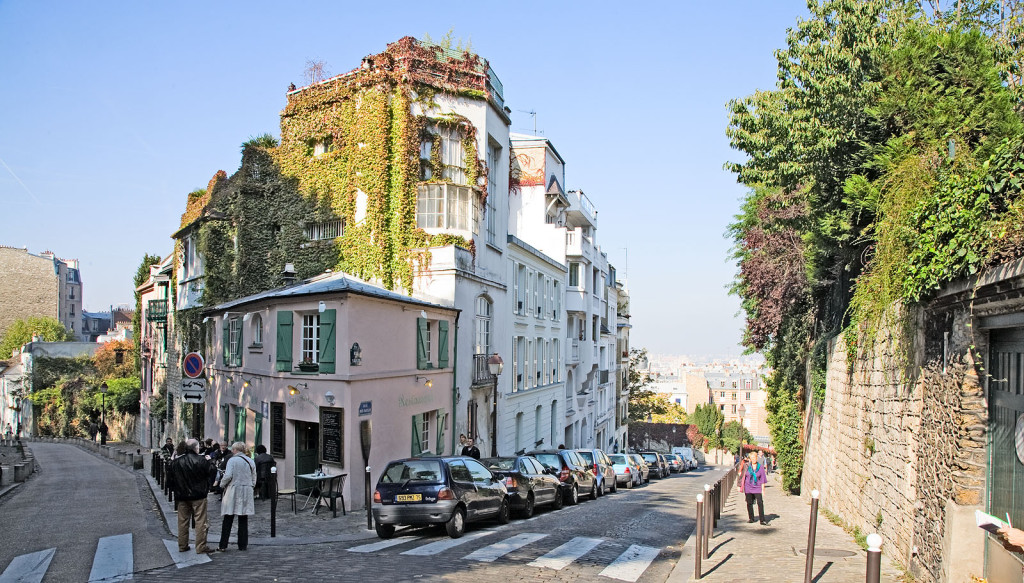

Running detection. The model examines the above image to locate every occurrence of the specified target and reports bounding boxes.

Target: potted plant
[298,357,319,373]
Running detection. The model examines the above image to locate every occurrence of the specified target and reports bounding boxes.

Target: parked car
[628,453,651,484]
[481,455,563,517]
[575,448,618,495]
[674,447,698,470]
[372,456,510,539]
[527,449,597,504]
[639,451,669,479]
[608,453,640,488]
[664,453,685,473]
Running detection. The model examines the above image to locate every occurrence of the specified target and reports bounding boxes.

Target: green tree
[721,420,754,455]
[626,348,667,421]
[651,400,688,424]
[0,316,74,358]
[691,403,724,452]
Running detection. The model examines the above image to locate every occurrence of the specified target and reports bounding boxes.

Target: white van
[672,447,697,470]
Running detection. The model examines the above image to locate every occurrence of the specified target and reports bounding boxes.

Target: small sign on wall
[358,401,372,416]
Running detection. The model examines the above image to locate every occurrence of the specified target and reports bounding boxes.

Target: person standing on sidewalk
[738,450,768,525]
[216,441,256,551]
[168,438,217,553]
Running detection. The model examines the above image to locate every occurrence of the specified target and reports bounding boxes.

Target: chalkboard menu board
[270,402,286,457]
[319,407,344,466]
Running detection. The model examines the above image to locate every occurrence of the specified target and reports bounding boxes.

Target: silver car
[608,453,641,488]
[628,453,650,484]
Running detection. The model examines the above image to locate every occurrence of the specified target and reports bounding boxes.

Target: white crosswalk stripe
[0,547,55,583]
[598,543,661,582]
[347,536,423,553]
[527,536,603,570]
[462,532,548,562]
[88,533,133,582]
[161,540,213,568]
[401,530,496,556]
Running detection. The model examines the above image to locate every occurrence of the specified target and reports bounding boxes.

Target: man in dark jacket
[253,445,275,500]
[460,439,481,460]
[168,439,216,553]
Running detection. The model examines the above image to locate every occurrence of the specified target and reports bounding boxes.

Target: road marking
[161,540,212,568]
[527,536,603,570]
[463,532,548,562]
[347,537,422,553]
[88,533,133,582]
[401,530,497,555]
[0,548,56,583]
[598,544,660,582]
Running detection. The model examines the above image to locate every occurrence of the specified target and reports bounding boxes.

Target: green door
[295,421,319,494]
[986,327,1024,579]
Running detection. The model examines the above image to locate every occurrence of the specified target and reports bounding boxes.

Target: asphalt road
[0,443,170,582]
[137,465,728,582]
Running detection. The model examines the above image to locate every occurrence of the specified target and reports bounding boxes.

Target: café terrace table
[295,472,347,516]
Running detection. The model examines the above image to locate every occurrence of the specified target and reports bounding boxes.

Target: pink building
[202,271,458,511]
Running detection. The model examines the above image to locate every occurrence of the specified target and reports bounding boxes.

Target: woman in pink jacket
[737,451,768,525]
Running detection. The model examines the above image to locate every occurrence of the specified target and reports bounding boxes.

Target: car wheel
[626,477,633,489]
[590,481,598,500]
[551,487,564,510]
[445,507,466,538]
[610,478,617,494]
[375,522,395,539]
[497,498,511,524]
[568,484,579,505]
[520,493,535,519]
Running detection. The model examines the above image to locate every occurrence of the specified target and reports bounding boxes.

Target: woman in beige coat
[216,442,256,551]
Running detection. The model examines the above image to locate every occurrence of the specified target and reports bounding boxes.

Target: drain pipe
[450,310,460,455]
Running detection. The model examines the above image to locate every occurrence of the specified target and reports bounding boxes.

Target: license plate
[395,494,422,502]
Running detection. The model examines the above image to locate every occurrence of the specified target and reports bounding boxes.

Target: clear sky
[0,1,807,356]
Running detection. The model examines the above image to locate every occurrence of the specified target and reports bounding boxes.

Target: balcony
[147,299,169,323]
[565,229,594,260]
[472,354,492,386]
[566,191,597,228]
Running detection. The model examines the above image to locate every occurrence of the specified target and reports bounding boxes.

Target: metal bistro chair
[274,463,297,514]
[320,473,347,517]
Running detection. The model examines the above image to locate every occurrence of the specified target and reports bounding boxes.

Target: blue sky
[0,1,807,356]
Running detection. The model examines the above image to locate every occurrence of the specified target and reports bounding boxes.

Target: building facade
[0,246,83,340]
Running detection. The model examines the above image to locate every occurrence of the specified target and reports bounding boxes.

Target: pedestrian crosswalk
[346,531,663,582]
[0,533,211,583]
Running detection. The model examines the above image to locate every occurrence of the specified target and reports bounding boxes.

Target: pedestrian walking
[161,438,175,457]
[253,445,274,500]
[737,450,768,525]
[172,440,188,460]
[460,439,481,459]
[168,438,216,554]
[98,421,108,445]
[88,420,98,442]
[216,442,256,551]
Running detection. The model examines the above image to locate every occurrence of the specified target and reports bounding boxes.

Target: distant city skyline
[0,1,808,356]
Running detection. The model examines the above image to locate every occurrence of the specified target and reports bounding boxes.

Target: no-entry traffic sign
[183,352,205,378]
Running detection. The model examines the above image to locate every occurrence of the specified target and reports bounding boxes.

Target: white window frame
[302,314,320,364]
[251,313,263,346]
[303,219,344,241]
[416,184,478,232]
[475,296,492,355]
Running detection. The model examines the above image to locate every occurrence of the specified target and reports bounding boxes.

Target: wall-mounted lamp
[350,342,362,366]
[318,301,326,313]
[325,391,336,406]
[226,376,233,384]
[288,382,308,396]
[242,377,254,388]
[415,376,433,388]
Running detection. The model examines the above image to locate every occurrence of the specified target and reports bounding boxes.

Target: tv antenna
[518,109,538,135]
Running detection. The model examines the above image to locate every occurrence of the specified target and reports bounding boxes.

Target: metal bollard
[694,493,704,580]
[803,489,820,583]
[270,466,278,538]
[865,533,882,583]
[713,482,720,527]
[703,483,712,558]
[366,465,373,530]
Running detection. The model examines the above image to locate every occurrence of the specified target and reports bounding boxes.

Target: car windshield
[609,454,628,464]
[533,453,562,469]
[482,458,516,470]
[380,460,443,484]
[641,453,658,462]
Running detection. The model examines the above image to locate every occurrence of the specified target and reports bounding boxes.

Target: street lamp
[487,353,503,457]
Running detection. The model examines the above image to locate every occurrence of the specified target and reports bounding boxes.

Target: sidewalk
[32,437,379,548]
[669,471,903,582]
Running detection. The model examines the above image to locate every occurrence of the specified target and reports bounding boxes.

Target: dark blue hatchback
[372,456,510,539]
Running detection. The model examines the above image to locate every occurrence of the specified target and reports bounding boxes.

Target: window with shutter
[319,309,337,373]
[435,408,448,454]
[222,319,230,365]
[275,311,293,372]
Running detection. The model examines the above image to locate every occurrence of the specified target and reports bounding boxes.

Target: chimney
[282,263,297,285]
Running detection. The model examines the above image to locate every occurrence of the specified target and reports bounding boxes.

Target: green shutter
[222,404,231,443]
[438,320,449,369]
[319,309,336,373]
[436,408,448,455]
[416,317,428,370]
[276,311,293,372]
[232,321,243,367]
[222,318,230,365]
[234,406,247,442]
[411,414,423,457]
[254,412,263,450]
